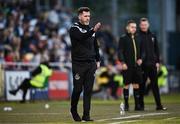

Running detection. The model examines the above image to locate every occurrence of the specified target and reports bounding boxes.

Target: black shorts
[122,67,142,85]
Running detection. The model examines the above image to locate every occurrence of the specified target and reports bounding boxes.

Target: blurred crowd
[0,1,122,98]
[0,1,72,64]
[0,1,170,100]
[0,3,117,64]
[0,1,118,67]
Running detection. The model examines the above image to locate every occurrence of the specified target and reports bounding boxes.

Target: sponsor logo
[152,37,155,42]
[75,73,80,80]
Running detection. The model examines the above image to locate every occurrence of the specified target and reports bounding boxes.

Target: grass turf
[0,93,180,124]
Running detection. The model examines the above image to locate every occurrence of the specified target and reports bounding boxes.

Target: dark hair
[78,7,90,15]
[127,20,136,26]
[140,17,149,22]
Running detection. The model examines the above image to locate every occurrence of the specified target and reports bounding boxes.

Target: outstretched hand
[93,22,101,32]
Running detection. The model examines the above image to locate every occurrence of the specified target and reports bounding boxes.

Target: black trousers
[122,66,142,85]
[71,61,97,117]
[17,78,35,101]
[139,65,162,108]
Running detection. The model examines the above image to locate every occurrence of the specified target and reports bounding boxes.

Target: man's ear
[147,23,150,28]
[78,14,81,20]
[126,26,129,31]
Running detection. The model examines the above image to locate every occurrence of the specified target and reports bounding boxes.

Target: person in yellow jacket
[158,64,168,87]
[9,61,52,103]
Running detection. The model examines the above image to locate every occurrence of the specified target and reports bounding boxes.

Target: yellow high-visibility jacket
[30,64,52,88]
[114,74,124,87]
[158,65,168,87]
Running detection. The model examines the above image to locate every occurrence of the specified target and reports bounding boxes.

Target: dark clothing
[69,22,100,62]
[118,33,142,110]
[139,30,162,109]
[17,79,36,102]
[139,65,162,108]
[118,33,141,68]
[69,22,100,118]
[122,67,142,85]
[31,66,41,77]
[71,61,97,117]
[118,33,142,84]
[118,33,142,111]
[139,30,160,67]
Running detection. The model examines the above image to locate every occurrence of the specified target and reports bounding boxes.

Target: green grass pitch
[0,94,180,124]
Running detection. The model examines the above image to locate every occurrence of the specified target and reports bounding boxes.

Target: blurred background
[0,0,180,101]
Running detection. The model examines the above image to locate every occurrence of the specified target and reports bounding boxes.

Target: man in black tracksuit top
[118,20,142,111]
[138,18,167,110]
[69,7,101,122]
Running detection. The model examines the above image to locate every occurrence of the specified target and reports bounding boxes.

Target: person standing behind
[69,7,101,122]
[138,18,167,110]
[118,20,142,111]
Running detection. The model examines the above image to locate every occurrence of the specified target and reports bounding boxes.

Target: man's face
[79,11,90,25]
[140,21,149,32]
[127,23,136,34]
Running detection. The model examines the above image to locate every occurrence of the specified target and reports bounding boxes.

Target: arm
[136,36,141,60]
[69,22,101,42]
[118,37,125,63]
[139,36,146,62]
[154,35,160,63]
[118,37,128,70]
[136,36,142,65]
[31,66,42,77]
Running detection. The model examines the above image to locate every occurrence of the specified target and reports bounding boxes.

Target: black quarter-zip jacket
[138,30,160,66]
[118,33,141,68]
[69,22,100,62]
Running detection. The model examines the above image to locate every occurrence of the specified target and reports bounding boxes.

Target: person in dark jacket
[138,17,167,110]
[69,7,101,122]
[118,20,143,111]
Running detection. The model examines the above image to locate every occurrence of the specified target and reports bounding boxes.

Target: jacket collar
[139,29,151,34]
[126,32,136,38]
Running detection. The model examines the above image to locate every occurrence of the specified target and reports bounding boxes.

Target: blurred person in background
[93,63,121,100]
[9,61,52,103]
[0,1,72,65]
[118,20,143,111]
[138,18,167,111]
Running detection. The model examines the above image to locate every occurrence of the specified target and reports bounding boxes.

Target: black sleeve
[31,66,42,77]
[154,35,160,63]
[69,27,95,42]
[118,37,125,63]
[157,70,163,77]
[136,36,141,60]
[139,37,146,62]
[94,36,100,61]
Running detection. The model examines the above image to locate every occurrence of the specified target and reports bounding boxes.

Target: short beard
[84,21,89,25]
[80,20,89,25]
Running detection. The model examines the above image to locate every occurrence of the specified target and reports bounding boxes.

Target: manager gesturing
[69,7,101,122]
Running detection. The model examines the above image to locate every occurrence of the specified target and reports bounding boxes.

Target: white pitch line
[0,113,62,115]
[109,120,143,124]
[96,115,141,122]
[163,117,177,120]
[96,112,169,122]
